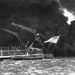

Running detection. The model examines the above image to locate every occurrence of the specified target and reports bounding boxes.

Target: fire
[60,8,75,25]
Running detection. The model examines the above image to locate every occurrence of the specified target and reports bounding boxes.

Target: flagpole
[47,43,52,52]
[51,35,60,53]
[51,43,57,53]
[44,35,61,53]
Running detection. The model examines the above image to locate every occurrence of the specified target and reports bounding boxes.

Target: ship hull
[0,56,11,60]
[11,54,44,60]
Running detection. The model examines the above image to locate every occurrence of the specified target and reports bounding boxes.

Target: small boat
[0,56,11,60]
[0,44,44,60]
[0,50,11,60]
[11,53,44,60]
[11,47,44,60]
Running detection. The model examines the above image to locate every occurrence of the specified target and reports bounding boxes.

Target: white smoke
[56,0,75,25]
[59,8,75,25]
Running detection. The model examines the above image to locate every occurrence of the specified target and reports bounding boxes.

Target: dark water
[0,58,75,75]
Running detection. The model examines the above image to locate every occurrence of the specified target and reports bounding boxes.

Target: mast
[1,28,24,46]
[12,23,46,51]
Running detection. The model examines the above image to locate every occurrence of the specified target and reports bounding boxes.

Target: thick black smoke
[1,0,75,56]
[0,0,62,45]
[58,0,75,12]
[0,0,53,8]
[31,0,53,7]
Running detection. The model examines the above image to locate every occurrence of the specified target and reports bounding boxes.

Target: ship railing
[0,45,43,56]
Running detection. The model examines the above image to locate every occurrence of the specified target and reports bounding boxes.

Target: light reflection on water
[0,58,75,75]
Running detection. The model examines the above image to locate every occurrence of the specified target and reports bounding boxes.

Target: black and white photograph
[0,0,75,75]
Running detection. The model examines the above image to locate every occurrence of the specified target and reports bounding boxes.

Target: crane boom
[1,28,24,46]
[12,23,37,36]
[11,22,46,51]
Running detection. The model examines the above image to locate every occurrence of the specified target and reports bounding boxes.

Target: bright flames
[60,8,75,25]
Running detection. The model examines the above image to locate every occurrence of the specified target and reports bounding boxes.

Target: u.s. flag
[44,35,60,44]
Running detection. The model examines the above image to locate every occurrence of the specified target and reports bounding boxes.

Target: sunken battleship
[0,22,53,60]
